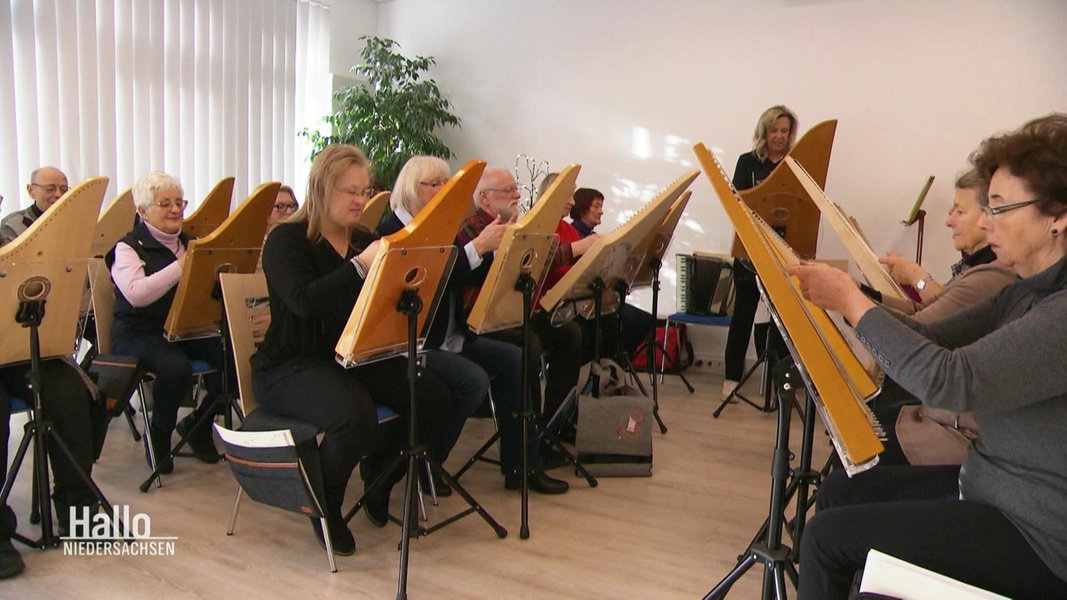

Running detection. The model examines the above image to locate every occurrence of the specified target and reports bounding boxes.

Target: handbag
[88,353,144,417]
[576,360,653,477]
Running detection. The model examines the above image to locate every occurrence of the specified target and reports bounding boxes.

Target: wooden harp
[466,164,580,334]
[163,181,279,340]
[695,143,883,474]
[731,119,838,260]
[784,156,908,303]
[182,177,235,239]
[539,171,699,322]
[336,161,486,367]
[91,188,136,258]
[0,177,109,364]
[629,190,691,290]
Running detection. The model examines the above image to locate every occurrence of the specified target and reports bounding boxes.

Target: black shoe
[176,413,220,464]
[504,471,569,495]
[54,491,101,538]
[311,515,356,556]
[145,426,173,474]
[0,540,24,579]
[420,469,452,498]
[363,486,391,528]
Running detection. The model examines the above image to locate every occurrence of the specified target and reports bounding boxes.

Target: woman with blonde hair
[254,145,452,554]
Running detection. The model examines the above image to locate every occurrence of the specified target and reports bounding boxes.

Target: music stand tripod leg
[704,357,801,600]
[1,304,128,548]
[342,290,506,599]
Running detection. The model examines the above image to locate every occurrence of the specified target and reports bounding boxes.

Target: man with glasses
[459,167,588,470]
[0,166,69,246]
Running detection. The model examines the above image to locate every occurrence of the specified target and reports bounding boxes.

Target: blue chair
[663,312,732,393]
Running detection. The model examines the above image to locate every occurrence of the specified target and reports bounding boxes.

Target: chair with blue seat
[662,312,732,392]
[215,272,403,569]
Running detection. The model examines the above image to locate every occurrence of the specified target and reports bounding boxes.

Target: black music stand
[337,246,506,600]
[704,286,820,600]
[139,246,262,491]
[628,190,695,433]
[461,228,595,539]
[0,260,128,548]
[540,171,698,441]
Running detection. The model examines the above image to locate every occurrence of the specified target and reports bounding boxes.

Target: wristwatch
[915,275,933,291]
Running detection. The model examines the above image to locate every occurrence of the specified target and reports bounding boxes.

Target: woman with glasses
[108,171,225,472]
[253,146,453,554]
[378,156,568,495]
[788,114,1067,598]
[267,184,299,232]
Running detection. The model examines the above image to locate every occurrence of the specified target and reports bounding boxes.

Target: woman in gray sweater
[789,114,1067,599]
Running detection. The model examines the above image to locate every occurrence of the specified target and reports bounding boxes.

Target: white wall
[362,0,1065,305]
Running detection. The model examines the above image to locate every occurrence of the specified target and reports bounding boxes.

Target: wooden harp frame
[539,171,699,323]
[784,156,908,303]
[629,190,692,290]
[0,177,109,364]
[163,181,279,340]
[730,119,838,260]
[335,161,486,367]
[182,177,235,239]
[466,164,580,334]
[696,142,883,473]
[91,188,136,258]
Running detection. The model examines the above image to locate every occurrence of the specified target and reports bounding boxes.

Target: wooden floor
[4,368,830,599]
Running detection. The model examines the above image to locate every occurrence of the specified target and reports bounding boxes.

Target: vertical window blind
[0,0,331,214]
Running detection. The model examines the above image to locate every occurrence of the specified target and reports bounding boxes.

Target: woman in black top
[723,105,798,398]
[252,144,450,555]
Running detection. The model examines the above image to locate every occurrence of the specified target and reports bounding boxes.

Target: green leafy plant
[301,36,461,191]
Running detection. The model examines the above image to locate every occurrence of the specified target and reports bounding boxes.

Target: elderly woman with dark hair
[569,187,604,239]
[109,171,225,471]
[567,186,655,362]
[787,114,1067,598]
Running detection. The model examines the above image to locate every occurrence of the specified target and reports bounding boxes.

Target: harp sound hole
[216,263,235,275]
[404,267,426,288]
[520,249,537,271]
[772,208,791,221]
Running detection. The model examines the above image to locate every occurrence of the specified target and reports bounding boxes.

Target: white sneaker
[721,379,739,400]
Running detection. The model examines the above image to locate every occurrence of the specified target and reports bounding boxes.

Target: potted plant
[301,36,461,191]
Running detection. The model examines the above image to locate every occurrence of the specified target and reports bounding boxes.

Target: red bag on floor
[631,323,691,372]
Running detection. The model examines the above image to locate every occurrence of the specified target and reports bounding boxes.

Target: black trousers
[724,258,768,381]
[1,359,98,540]
[800,466,1067,599]
[486,310,582,424]
[252,356,450,511]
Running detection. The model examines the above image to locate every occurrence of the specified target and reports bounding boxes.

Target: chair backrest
[87,257,116,354]
[219,271,270,417]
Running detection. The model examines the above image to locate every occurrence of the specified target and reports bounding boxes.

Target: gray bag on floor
[576,360,654,477]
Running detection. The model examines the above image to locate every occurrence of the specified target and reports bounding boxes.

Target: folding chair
[216,273,401,567]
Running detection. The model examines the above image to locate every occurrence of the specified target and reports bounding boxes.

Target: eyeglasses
[31,183,70,195]
[980,198,1044,220]
[419,180,446,189]
[335,187,375,199]
[273,202,299,212]
[484,186,519,195]
[150,199,189,211]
